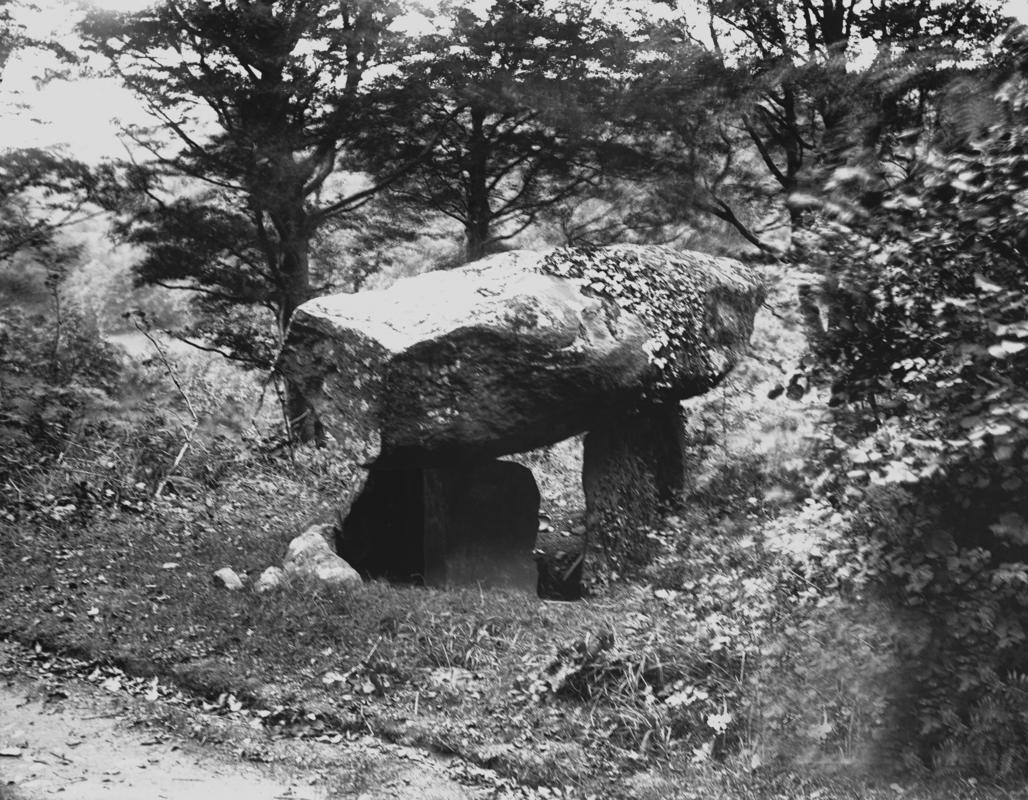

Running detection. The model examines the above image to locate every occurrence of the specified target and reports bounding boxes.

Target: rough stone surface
[278,245,763,591]
[279,245,763,467]
[284,525,362,589]
[212,566,244,591]
[422,461,539,591]
[583,404,688,568]
[255,566,285,594]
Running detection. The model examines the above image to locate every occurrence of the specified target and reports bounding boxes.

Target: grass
[0,444,1012,799]
[2,317,1026,797]
[0,448,627,788]
[3,410,1023,796]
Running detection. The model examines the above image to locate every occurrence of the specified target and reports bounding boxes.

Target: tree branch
[166,331,271,367]
[310,109,459,223]
[743,115,789,187]
[697,195,778,254]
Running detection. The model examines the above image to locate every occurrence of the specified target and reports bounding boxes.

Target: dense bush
[0,299,273,524]
[0,306,122,459]
[800,42,1028,775]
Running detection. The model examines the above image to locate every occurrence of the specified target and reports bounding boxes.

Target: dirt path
[0,680,314,799]
[0,643,494,800]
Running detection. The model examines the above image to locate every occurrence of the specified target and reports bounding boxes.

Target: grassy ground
[2,276,1024,797]
[0,457,649,789]
[0,439,1023,799]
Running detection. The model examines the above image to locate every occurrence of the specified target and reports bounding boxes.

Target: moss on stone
[538,245,712,395]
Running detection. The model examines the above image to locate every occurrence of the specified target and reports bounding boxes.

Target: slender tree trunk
[465,106,491,263]
[277,226,324,444]
[780,83,806,251]
[283,371,323,444]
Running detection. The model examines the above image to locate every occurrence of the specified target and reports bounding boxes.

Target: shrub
[0,297,277,524]
[0,306,122,464]
[797,39,1028,775]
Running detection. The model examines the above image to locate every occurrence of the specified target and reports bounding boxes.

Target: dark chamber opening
[337,461,581,598]
[337,468,428,584]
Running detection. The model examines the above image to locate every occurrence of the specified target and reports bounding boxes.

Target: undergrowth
[3,292,1025,794]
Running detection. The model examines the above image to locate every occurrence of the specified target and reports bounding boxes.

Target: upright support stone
[582,404,687,570]
[423,461,539,592]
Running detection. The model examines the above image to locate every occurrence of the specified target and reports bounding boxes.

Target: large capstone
[278,245,765,591]
[280,245,763,466]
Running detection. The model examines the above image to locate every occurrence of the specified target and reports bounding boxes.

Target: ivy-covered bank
[793,48,1028,774]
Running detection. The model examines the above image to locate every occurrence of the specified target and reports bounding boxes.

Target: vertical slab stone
[582,404,687,570]
[423,461,540,592]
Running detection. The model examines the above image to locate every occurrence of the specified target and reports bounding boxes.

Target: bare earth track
[0,641,490,800]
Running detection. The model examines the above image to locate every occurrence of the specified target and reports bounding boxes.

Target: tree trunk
[277,226,324,444]
[780,83,805,251]
[464,106,491,263]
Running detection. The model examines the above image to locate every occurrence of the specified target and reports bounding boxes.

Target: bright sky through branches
[2,0,154,161]
[4,0,1028,163]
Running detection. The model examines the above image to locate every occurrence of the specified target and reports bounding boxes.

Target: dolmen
[278,244,764,594]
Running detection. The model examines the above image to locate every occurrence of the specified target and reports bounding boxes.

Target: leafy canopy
[79,0,419,367]
[367,0,636,261]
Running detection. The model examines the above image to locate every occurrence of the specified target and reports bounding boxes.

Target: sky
[2,0,156,161]
[4,0,1028,163]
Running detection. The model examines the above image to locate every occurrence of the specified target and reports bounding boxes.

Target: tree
[368,0,633,262]
[0,149,99,267]
[1,1,98,268]
[796,31,1028,767]
[80,0,427,441]
[1,1,125,475]
[643,0,1010,251]
[614,29,774,252]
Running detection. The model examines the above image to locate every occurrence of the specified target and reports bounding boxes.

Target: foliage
[1,1,102,267]
[0,0,16,70]
[539,244,711,395]
[0,306,122,479]
[367,0,636,262]
[798,35,1028,775]
[619,25,775,251]
[531,618,742,759]
[0,149,103,266]
[0,297,275,526]
[58,229,190,334]
[635,0,1010,250]
[79,0,423,437]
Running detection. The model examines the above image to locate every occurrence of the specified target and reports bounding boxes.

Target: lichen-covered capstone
[279,244,763,467]
[277,244,763,591]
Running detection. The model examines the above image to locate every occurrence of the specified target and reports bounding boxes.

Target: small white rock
[283,525,362,589]
[212,566,244,591]
[322,670,346,686]
[255,566,285,594]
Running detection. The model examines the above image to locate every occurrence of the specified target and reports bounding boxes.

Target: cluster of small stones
[211,526,361,594]
[538,245,712,395]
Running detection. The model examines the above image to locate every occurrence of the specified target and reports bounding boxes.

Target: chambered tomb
[278,244,764,594]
